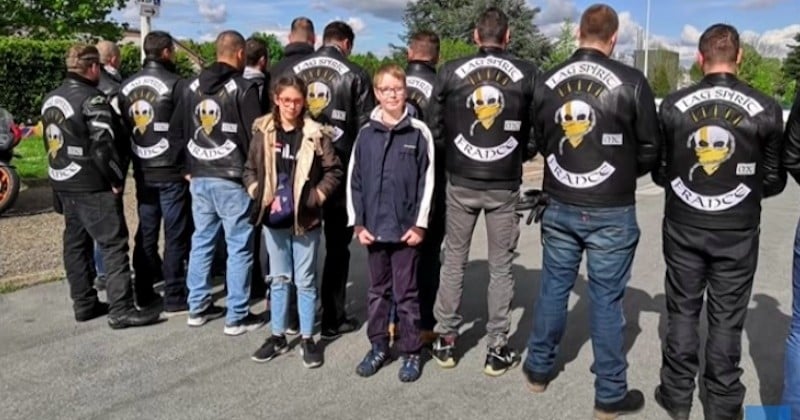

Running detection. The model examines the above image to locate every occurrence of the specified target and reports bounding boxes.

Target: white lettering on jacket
[547,154,616,189]
[670,177,751,211]
[41,96,75,118]
[455,56,524,82]
[293,57,351,75]
[132,138,170,159]
[545,61,622,90]
[48,162,82,181]
[121,76,169,96]
[674,87,764,116]
[187,139,237,160]
[454,134,518,162]
[407,76,433,99]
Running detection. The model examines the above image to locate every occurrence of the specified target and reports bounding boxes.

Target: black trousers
[659,218,759,419]
[417,178,446,330]
[59,191,134,317]
[320,200,354,330]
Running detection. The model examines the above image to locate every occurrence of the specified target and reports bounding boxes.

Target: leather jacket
[406,60,437,121]
[783,89,800,185]
[656,72,786,229]
[290,45,375,164]
[184,63,262,181]
[537,48,661,207]
[119,59,186,183]
[428,46,539,191]
[41,73,126,192]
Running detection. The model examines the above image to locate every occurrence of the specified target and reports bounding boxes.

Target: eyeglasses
[277,97,303,107]
[377,87,405,96]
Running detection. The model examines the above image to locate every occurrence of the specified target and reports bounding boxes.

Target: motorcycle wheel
[0,165,20,214]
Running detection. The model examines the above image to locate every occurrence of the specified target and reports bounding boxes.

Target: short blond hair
[66,44,100,74]
[373,64,406,87]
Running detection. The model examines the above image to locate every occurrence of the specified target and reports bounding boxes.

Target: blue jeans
[783,219,800,418]
[263,227,321,337]
[93,242,105,277]
[525,199,640,404]
[186,178,254,325]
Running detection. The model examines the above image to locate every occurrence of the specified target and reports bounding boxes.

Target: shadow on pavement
[746,293,791,404]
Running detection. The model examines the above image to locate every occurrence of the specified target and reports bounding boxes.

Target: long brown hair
[271,75,307,129]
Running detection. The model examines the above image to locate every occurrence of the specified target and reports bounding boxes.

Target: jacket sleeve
[783,90,800,184]
[243,123,262,198]
[762,102,786,198]
[525,66,541,161]
[345,131,364,227]
[427,68,449,151]
[169,78,190,176]
[239,84,263,150]
[316,129,344,206]
[651,100,670,187]
[84,94,126,189]
[414,122,435,229]
[356,70,375,129]
[634,78,661,176]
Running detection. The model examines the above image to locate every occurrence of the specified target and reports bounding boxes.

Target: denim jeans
[263,227,321,337]
[783,219,800,418]
[132,181,190,308]
[186,178,254,325]
[93,242,105,277]
[525,199,640,404]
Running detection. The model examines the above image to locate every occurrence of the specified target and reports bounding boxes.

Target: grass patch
[13,136,48,180]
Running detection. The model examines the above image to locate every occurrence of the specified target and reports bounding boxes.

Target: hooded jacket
[183,62,262,181]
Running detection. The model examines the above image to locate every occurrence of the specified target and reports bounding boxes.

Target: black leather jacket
[119,59,187,183]
[184,63,262,181]
[783,89,800,185]
[655,73,785,229]
[41,73,126,192]
[429,46,539,191]
[537,48,660,207]
[291,45,374,164]
[98,66,122,101]
[406,60,437,121]
[269,42,314,89]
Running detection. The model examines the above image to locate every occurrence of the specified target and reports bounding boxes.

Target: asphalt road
[0,178,797,420]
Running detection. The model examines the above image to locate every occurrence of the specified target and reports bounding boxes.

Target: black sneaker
[431,335,457,368]
[75,301,109,322]
[300,338,323,368]
[594,390,645,420]
[223,312,266,336]
[107,308,161,330]
[654,386,690,420]
[398,354,422,382]
[187,304,225,327]
[321,318,359,340]
[522,364,550,393]
[163,302,190,317]
[356,345,390,377]
[251,335,289,363]
[483,345,520,377]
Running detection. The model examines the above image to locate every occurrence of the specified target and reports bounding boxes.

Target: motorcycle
[0,107,22,215]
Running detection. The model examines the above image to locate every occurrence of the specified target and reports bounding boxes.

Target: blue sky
[113,0,799,63]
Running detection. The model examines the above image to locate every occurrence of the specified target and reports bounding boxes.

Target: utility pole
[643,0,651,79]
[137,0,161,63]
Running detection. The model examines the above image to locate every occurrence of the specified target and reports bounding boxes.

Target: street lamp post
[643,0,651,79]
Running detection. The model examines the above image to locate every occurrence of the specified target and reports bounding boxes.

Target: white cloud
[741,24,800,57]
[196,0,227,24]
[680,25,702,45]
[327,0,409,20]
[346,17,367,34]
[737,0,785,10]
[532,0,580,26]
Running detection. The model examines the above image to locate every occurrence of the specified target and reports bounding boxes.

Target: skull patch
[307,82,331,117]
[688,125,735,180]
[195,99,221,135]
[467,85,504,132]
[555,100,596,151]
[129,100,154,134]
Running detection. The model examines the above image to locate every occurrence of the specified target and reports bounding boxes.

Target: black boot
[593,390,645,419]
[654,386,690,420]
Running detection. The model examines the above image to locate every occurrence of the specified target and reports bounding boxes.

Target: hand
[515,189,549,225]
[401,226,425,246]
[112,186,122,195]
[355,226,375,246]
[184,174,191,182]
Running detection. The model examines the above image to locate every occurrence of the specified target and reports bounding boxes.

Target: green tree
[0,0,126,40]
[249,32,285,66]
[181,39,216,65]
[438,38,478,65]
[784,33,800,84]
[541,18,576,71]
[689,62,703,83]
[400,0,551,65]
[651,64,672,97]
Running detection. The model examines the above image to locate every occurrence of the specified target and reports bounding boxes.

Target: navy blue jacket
[346,106,435,243]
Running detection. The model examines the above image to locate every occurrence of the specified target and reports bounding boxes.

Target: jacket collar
[701,72,739,87]
[571,48,609,60]
[243,66,265,80]
[478,46,507,56]
[407,60,436,74]
[143,58,177,73]
[284,42,314,57]
[318,45,346,59]
[368,105,413,132]
[66,72,99,87]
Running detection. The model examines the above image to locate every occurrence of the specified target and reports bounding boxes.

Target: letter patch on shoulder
[504,120,521,132]
[736,163,756,176]
[602,134,623,146]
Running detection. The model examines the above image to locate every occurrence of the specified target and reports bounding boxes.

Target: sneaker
[187,304,225,327]
[594,390,645,420]
[522,364,550,393]
[300,338,323,369]
[163,302,190,317]
[654,386,690,420]
[356,345,390,377]
[398,354,422,382]
[431,335,457,368]
[223,312,266,336]
[251,335,289,363]
[321,318,359,340]
[483,345,520,377]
